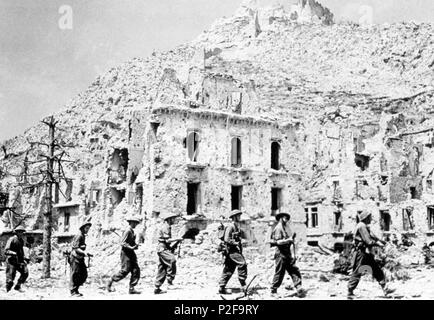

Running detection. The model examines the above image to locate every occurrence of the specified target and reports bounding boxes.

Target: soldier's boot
[295,286,307,298]
[218,286,230,295]
[70,289,83,297]
[240,281,247,294]
[154,287,166,294]
[347,290,356,300]
[14,283,24,293]
[270,288,278,296]
[6,282,13,293]
[129,286,141,294]
[167,279,175,289]
[106,279,115,292]
[381,284,396,296]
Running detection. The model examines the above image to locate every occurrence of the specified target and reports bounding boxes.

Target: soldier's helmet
[126,215,142,223]
[358,211,372,222]
[14,225,26,233]
[275,212,291,221]
[160,212,179,221]
[228,209,242,219]
[79,217,92,230]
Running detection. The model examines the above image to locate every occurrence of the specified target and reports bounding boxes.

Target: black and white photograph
[1,0,434,308]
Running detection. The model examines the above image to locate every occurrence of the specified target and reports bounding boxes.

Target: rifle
[226,230,242,253]
[169,239,183,257]
[177,238,182,258]
[290,233,297,263]
[268,232,297,258]
[62,249,71,275]
[87,254,93,269]
[170,221,188,257]
[109,228,121,238]
[169,233,185,255]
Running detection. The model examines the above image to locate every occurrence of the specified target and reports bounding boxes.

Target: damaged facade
[1,1,434,254]
[300,92,434,249]
[99,70,307,246]
[80,71,434,250]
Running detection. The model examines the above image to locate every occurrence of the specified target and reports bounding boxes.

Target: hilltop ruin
[1,1,434,256]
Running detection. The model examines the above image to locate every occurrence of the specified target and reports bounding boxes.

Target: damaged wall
[301,111,434,248]
[2,1,434,251]
[136,105,305,243]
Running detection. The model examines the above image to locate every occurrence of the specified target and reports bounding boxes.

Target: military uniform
[270,221,302,291]
[110,226,141,289]
[218,222,248,290]
[4,232,28,292]
[348,221,386,292]
[154,222,177,289]
[69,232,88,295]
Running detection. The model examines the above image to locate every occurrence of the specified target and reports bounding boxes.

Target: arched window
[231,137,242,167]
[271,141,280,170]
[187,131,200,162]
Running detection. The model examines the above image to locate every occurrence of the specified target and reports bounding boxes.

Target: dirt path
[1,263,433,300]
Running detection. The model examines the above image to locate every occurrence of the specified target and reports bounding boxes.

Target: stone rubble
[1,1,434,299]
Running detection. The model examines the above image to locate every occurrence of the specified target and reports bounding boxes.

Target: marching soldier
[4,225,29,293]
[70,218,92,297]
[270,212,306,297]
[106,216,141,294]
[347,211,396,299]
[218,209,248,295]
[154,212,183,294]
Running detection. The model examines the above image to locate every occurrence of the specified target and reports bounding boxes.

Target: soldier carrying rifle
[154,212,184,294]
[106,215,142,294]
[4,225,29,293]
[347,211,396,299]
[69,217,92,297]
[218,209,248,295]
[269,212,306,298]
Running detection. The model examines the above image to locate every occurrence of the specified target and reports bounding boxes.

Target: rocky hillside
[1,1,434,221]
[195,9,434,118]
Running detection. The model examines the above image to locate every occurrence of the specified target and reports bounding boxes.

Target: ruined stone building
[2,1,434,251]
[98,69,307,245]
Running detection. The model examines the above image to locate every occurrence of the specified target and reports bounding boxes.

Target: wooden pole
[42,116,55,278]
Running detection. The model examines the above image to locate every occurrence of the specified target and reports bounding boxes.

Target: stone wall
[296,111,434,246]
[135,105,305,242]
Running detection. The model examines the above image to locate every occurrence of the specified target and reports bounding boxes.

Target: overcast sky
[1,0,433,142]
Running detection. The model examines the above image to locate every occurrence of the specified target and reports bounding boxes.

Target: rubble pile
[381,244,422,281]
[2,0,434,231]
[297,246,335,270]
[330,242,425,281]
